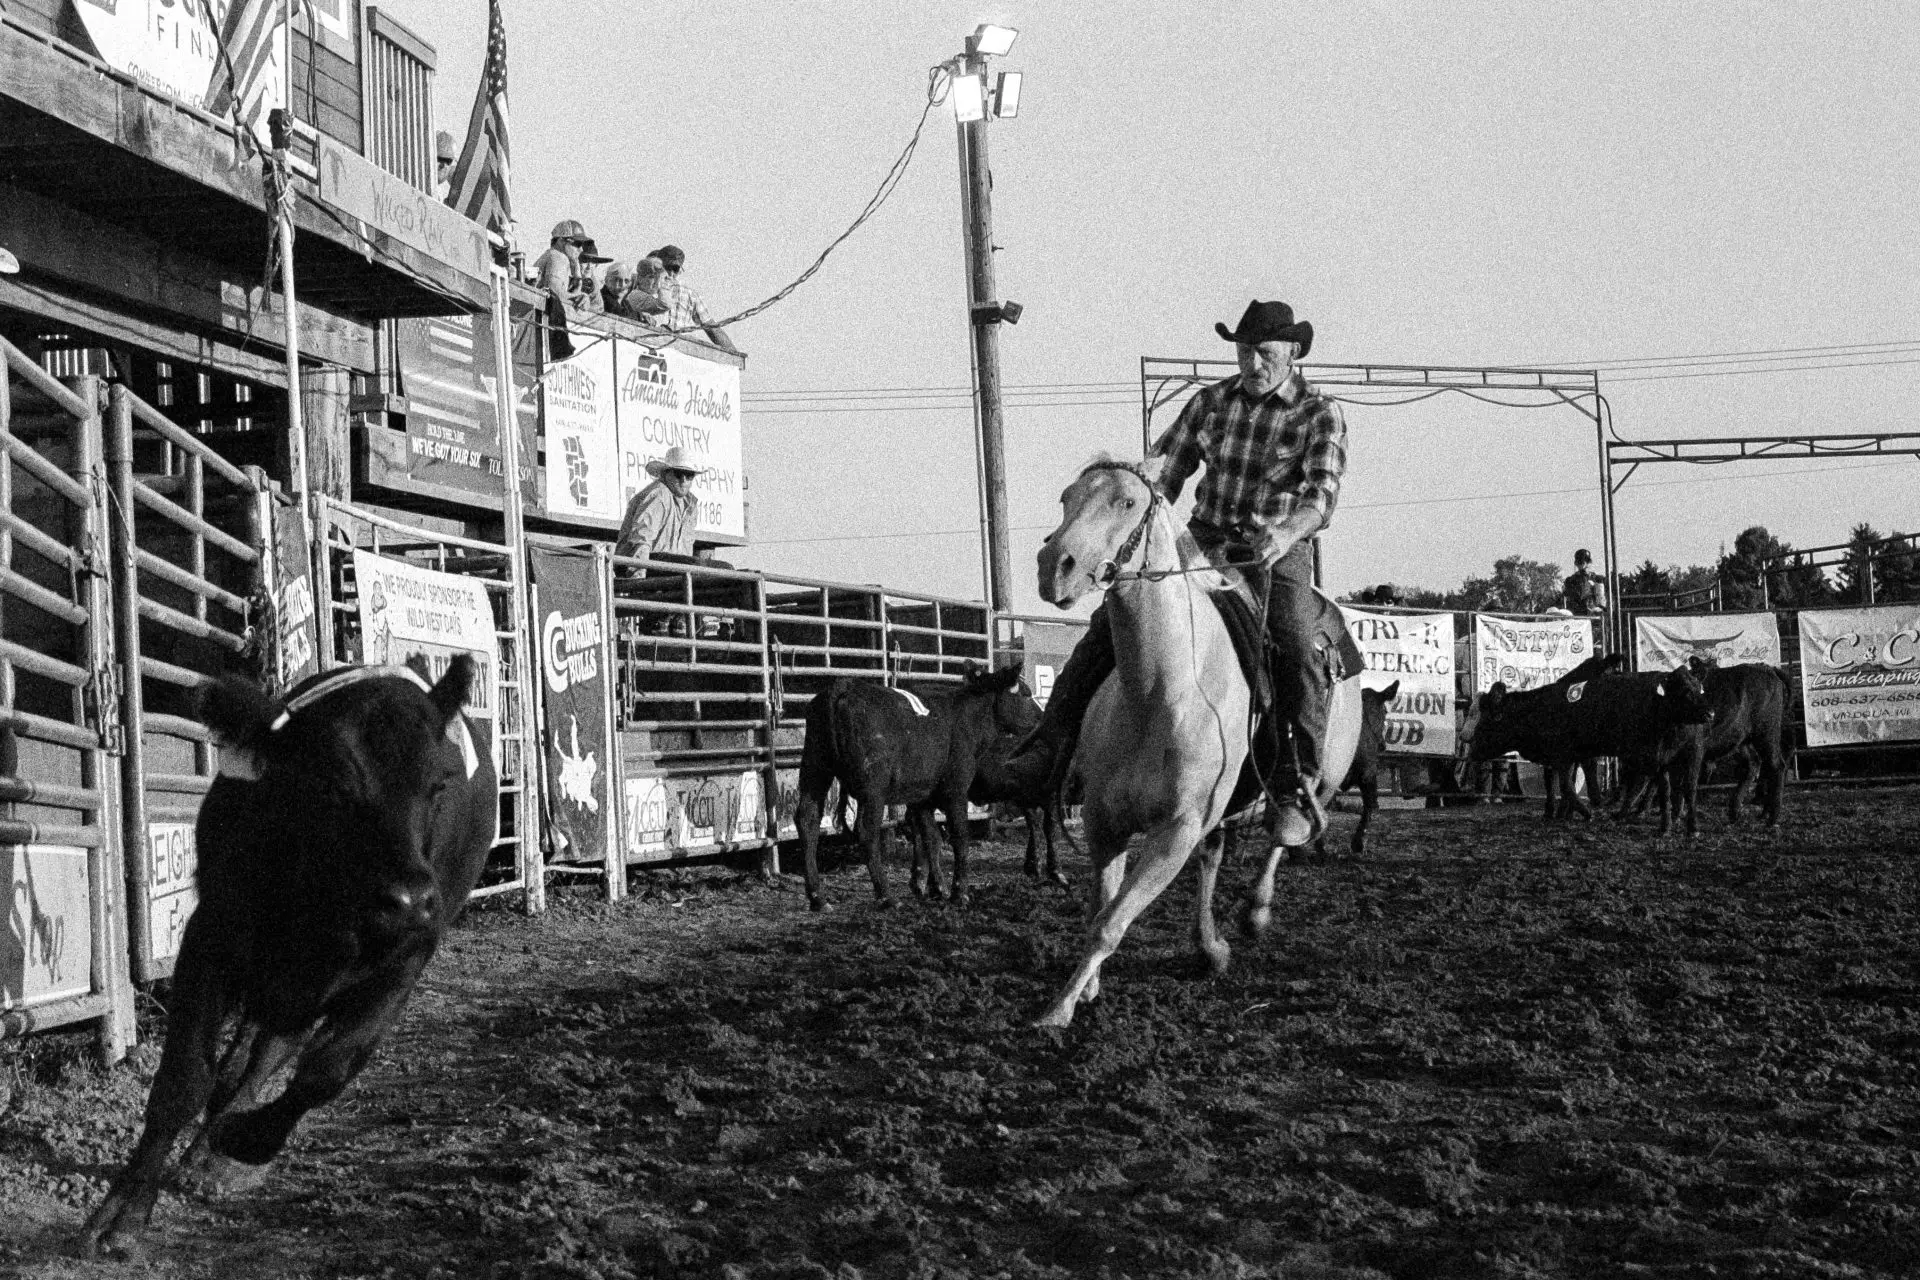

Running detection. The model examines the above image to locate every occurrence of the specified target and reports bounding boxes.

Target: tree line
[1347,523,1920,614]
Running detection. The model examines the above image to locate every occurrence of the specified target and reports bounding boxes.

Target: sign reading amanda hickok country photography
[1635,612,1781,672]
[614,340,745,540]
[1472,615,1596,693]
[1340,607,1457,756]
[1797,604,1920,747]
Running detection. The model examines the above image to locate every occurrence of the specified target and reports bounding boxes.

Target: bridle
[1079,460,1162,588]
[1075,460,1263,587]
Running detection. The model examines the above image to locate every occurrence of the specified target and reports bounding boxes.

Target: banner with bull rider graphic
[1797,604,1920,747]
[529,546,615,864]
[1472,614,1597,694]
[1340,607,1457,757]
[1635,612,1781,673]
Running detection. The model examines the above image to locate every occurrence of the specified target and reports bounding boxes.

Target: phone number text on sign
[147,822,199,966]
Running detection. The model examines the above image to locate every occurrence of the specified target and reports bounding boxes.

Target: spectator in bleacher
[533,220,609,316]
[649,244,741,355]
[1562,548,1607,615]
[615,446,703,566]
[435,131,457,201]
[600,262,635,316]
[619,257,671,327]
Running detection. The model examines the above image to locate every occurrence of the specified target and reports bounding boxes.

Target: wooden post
[299,366,353,502]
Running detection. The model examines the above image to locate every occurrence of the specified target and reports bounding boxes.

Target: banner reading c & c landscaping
[1797,604,1920,747]
[1340,607,1457,756]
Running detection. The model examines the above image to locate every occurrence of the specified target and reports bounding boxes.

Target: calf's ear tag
[1564,682,1586,703]
[447,717,480,779]
[1655,685,1666,697]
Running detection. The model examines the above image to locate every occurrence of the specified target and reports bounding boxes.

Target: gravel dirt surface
[3,788,1918,1279]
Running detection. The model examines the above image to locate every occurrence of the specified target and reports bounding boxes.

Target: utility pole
[955,29,1020,613]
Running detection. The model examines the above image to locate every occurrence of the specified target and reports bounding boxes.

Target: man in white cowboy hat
[1008,299,1359,847]
[615,445,703,564]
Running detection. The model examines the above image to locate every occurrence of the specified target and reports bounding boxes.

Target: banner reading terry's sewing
[1796,604,1920,747]
[614,340,745,540]
[1635,612,1781,672]
[353,551,499,772]
[1473,615,1596,693]
[1340,608,1457,756]
[542,341,622,521]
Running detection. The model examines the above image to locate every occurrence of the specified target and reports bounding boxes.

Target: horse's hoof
[808,896,827,914]
[178,1152,269,1199]
[1240,903,1272,939]
[1031,1009,1073,1029]
[1203,945,1231,978]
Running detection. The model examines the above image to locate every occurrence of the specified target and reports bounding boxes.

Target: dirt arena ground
[3,787,1918,1280]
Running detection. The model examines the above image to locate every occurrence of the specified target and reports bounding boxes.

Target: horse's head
[1037,457,1166,608]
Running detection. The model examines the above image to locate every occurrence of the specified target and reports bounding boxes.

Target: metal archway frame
[1139,356,1608,627]
[1602,431,1920,630]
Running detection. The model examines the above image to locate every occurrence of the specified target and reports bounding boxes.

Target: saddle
[1209,584,1365,820]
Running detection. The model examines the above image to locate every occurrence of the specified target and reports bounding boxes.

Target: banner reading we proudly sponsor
[614,341,745,540]
[1635,613,1781,672]
[72,0,287,149]
[530,548,613,864]
[1797,604,1920,747]
[542,341,622,521]
[1472,615,1597,693]
[353,551,499,768]
[1340,608,1457,756]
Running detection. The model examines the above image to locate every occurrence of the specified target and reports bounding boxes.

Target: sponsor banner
[1340,608,1457,757]
[2,845,92,1011]
[385,313,509,499]
[1472,615,1597,693]
[543,341,621,521]
[1020,620,1085,710]
[353,551,498,771]
[1797,604,1920,747]
[625,771,768,861]
[271,500,319,690]
[530,548,612,863]
[145,822,197,968]
[614,341,745,539]
[1635,613,1781,672]
[72,0,286,149]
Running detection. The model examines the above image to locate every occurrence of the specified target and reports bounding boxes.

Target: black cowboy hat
[1215,300,1313,357]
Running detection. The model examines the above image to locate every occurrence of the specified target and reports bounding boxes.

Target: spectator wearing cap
[615,445,703,564]
[619,257,671,327]
[1562,548,1606,616]
[532,219,611,318]
[435,130,457,202]
[648,245,741,356]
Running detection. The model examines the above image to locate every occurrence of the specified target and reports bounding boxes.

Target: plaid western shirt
[1151,370,1348,553]
[656,275,716,332]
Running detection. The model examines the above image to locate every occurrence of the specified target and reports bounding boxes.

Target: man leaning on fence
[615,446,702,571]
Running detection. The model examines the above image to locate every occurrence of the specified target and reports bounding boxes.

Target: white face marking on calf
[893,689,931,717]
[447,716,480,779]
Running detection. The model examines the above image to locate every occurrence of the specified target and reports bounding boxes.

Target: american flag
[447,0,513,235]
[202,0,288,137]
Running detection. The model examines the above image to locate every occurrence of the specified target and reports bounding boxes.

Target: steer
[1469,660,1715,836]
[81,658,498,1258]
[1461,654,1625,820]
[965,691,1073,886]
[1310,680,1400,860]
[794,664,1028,911]
[1621,661,1792,828]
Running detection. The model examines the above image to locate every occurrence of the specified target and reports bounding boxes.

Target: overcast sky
[385,0,1919,614]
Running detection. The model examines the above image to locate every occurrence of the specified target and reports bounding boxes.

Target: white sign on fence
[1635,613,1781,672]
[1472,615,1597,693]
[542,341,623,521]
[72,0,287,148]
[1797,604,1920,747]
[1340,607,1457,756]
[352,552,499,777]
[2,845,92,1011]
[146,822,197,967]
[614,341,745,539]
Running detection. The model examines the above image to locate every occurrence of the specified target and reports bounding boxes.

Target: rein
[1078,461,1264,585]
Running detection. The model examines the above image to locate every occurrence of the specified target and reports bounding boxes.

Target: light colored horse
[1032,457,1364,1028]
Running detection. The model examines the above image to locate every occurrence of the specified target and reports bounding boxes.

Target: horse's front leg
[1035,813,1199,1028]
[1191,829,1230,977]
[1241,828,1290,940]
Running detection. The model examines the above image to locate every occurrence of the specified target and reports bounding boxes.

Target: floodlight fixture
[993,71,1022,118]
[951,71,987,122]
[971,24,1017,57]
